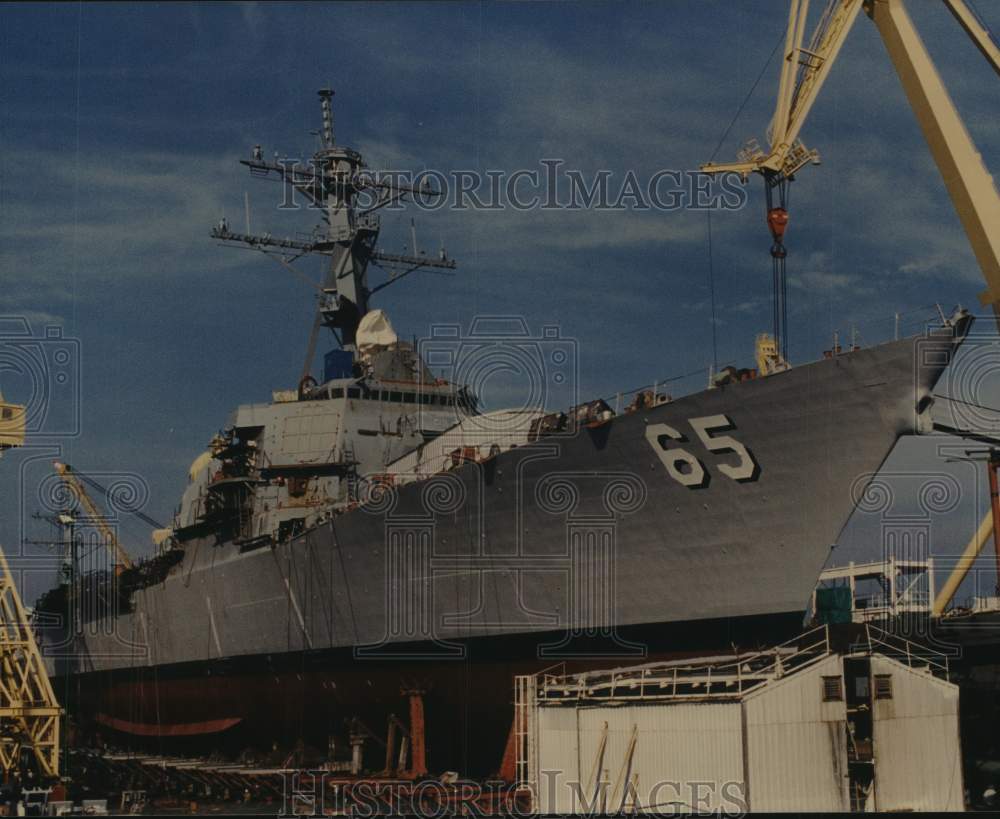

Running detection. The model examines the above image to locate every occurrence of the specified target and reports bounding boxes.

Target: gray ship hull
[45,324,962,669]
[38,322,968,771]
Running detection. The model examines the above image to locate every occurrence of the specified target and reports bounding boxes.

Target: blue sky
[2,1,1000,606]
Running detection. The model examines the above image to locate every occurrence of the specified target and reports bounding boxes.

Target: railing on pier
[526,625,832,706]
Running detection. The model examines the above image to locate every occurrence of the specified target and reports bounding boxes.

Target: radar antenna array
[211,88,458,375]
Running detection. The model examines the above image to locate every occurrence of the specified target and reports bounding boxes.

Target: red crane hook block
[767,207,789,242]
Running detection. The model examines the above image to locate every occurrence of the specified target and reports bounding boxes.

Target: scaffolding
[814,557,935,624]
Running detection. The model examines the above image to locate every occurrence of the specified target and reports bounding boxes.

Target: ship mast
[212,88,457,371]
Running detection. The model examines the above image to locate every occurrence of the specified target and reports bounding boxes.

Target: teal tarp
[815,586,853,625]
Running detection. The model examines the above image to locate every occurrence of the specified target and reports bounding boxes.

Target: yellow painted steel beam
[702,0,1000,305]
[770,0,864,170]
[0,401,25,451]
[867,0,1000,305]
[54,462,134,572]
[771,0,808,152]
[0,547,61,777]
[932,510,993,616]
[942,0,1000,78]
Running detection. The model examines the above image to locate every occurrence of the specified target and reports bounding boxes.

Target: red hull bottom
[59,614,804,776]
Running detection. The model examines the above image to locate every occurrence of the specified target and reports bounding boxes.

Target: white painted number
[646,414,759,487]
[689,414,759,482]
[644,423,707,488]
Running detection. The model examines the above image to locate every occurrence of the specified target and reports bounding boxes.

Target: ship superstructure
[175,307,478,549]
[183,90,473,548]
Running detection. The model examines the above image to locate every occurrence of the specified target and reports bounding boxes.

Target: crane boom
[867,0,1000,309]
[770,0,864,175]
[54,462,134,573]
[701,0,1000,309]
[942,0,1000,77]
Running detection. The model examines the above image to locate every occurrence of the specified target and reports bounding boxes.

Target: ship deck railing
[597,305,948,415]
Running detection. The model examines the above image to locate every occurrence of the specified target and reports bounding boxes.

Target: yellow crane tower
[53,462,134,575]
[0,393,26,454]
[701,0,1000,310]
[0,548,61,779]
[0,398,62,778]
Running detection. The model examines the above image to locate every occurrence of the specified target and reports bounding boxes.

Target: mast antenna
[318,88,335,149]
[211,87,458,371]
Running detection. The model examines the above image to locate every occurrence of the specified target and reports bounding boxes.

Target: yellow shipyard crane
[702,0,1000,614]
[53,462,135,575]
[0,547,61,778]
[701,0,1000,299]
[0,393,26,454]
[0,389,62,777]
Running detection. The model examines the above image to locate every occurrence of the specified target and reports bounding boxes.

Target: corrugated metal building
[517,626,963,812]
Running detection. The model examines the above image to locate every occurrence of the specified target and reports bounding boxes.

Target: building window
[822,675,843,702]
[853,675,869,700]
[874,674,893,700]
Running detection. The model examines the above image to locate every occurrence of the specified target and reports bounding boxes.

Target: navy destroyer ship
[35,89,972,774]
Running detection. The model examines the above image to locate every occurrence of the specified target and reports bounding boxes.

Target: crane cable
[704,27,788,367]
[707,209,719,372]
[706,30,787,165]
[73,469,164,531]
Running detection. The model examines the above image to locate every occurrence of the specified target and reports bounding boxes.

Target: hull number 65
[645,414,760,488]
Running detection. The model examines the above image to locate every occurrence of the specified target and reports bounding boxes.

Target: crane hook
[767,207,789,244]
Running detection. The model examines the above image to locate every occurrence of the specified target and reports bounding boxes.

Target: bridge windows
[326,385,456,405]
